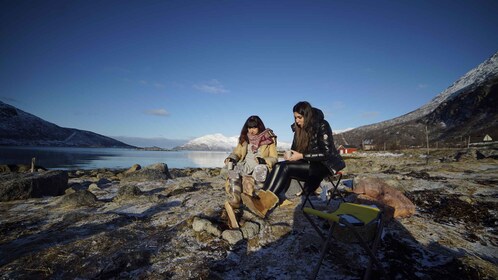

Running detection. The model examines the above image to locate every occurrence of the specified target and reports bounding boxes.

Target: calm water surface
[0,146,230,170]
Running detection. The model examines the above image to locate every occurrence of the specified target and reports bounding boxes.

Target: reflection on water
[187,151,230,166]
[0,146,230,170]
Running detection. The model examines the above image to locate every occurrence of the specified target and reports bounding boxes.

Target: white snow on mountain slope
[418,52,498,116]
[361,52,498,129]
[177,133,291,151]
[177,133,239,151]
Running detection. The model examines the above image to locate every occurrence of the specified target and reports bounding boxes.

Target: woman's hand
[286,150,303,161]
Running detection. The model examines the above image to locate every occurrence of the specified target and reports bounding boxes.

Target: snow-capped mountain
[0,101,134,148]
[337,52,498,148]
[175,133,239,151]
[276,141,292,150]
[175,133,292,151]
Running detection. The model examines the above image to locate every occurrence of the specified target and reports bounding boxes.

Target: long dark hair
[239,115,266,145]
[293,101,314,153]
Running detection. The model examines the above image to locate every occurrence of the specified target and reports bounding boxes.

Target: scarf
[248,129,274,152]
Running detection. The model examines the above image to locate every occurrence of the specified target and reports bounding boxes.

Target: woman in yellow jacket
[225,115,278,173]
[223,115,278,228]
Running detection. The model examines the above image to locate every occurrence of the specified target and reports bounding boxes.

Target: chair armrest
[303,207,340,223]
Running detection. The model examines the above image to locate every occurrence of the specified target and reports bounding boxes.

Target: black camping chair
[298,171,346,210]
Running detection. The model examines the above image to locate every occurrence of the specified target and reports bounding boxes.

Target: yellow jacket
[227,137,278,170]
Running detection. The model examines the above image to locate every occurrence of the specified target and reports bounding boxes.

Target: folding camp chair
[298,171,346,210]
[303,203,386,280]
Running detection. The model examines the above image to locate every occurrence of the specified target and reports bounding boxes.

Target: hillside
[337,52,498,149]
[0,101,134,148]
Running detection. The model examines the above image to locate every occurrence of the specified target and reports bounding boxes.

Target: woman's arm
[262,140,278,168]
[226,142,245,163]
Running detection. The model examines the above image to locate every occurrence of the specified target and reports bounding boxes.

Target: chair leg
[303,212,336,242]
[298,181,315,210]
[301,193,315,210]
[327,173,345,205]
[310,225,335,280]
[364,217,387,279]
[341,220,386,280]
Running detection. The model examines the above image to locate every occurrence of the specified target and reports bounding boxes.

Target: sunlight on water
[0,147,230,170]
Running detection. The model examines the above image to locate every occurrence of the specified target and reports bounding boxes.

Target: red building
[338,145,358,154]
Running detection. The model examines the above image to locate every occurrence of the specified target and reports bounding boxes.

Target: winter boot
[257,190,279,213]
[241,193,264,218]
[241,190,279,218]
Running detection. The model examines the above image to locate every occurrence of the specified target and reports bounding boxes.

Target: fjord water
[0,146,230,170]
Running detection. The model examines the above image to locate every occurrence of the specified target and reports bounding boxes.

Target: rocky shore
[0,147,497,279]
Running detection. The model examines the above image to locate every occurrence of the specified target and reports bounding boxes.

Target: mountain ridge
[337,52,498,149]
[0,101,134,148]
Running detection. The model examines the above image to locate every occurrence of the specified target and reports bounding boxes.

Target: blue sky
[1,0,498,147]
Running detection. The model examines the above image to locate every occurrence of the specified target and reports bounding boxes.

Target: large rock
[0,170,68,201]
[113,185,143,202]
[54,190,99,208]
[124,164,141,174]
[192,217,222,237]
[144,163,171,177]
[121,163,172,182]
[353,177,416,219]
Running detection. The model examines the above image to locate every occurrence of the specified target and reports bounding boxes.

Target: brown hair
[239,115,266,145]
[293,101,314,153]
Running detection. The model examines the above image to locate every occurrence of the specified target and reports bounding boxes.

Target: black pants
[262,160,330,199]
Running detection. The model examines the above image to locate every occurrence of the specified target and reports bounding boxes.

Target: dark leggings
[263,160,329,199]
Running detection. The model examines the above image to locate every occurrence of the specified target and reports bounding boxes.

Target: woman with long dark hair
[242,101,345,218]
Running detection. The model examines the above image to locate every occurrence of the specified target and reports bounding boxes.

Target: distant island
[135,146,172,151]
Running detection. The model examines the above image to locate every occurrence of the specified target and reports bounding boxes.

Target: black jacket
[291,108,345,174]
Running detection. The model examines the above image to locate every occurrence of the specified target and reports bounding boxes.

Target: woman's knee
[272,161,289,176]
